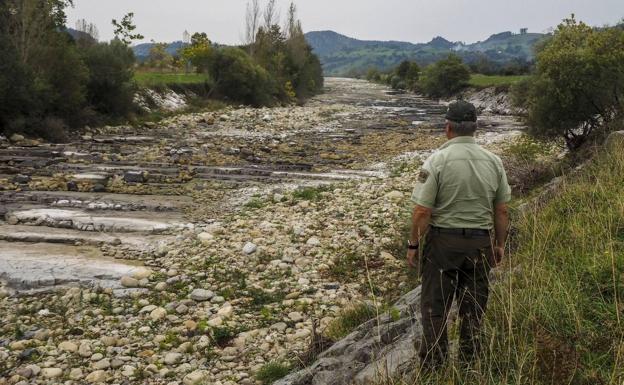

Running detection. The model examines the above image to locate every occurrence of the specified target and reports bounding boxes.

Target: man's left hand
[406,248,418,268]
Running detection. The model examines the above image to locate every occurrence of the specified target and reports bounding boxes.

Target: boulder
[606,130,624,151]
[275,287,423,385]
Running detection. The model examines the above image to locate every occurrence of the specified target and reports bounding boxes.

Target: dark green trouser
[419,230,494,368]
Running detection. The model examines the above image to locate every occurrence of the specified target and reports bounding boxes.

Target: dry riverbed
[0,78,527,385]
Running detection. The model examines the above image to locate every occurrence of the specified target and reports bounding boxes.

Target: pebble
[164,352,183,365]
[190,288,214,301]
[58,341,78,352]
[183,370,209,385]
[288,312,304,322]
[41,368,63,378]
[150,307,167,321]
[242,242,257,254]
[85,369,107,383]
[120,276,139,288]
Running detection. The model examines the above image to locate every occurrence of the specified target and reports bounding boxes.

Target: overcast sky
[66,0,624,45]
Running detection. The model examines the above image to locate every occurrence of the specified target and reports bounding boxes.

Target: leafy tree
[112,12,143,45]
[523,16,624,149]
[82,39,136,116]
[418,54,470,98]
[210,47,274,106]
[181,33,213,74]
[147,41,173,71]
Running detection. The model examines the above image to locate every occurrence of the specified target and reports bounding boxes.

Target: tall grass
[388,147,624,385]
[469,74,529,89]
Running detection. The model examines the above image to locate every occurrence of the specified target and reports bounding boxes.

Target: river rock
[197,232,214,244]
[69,368,84,380]
[120,276,139,288]
[164,352,183,365]
[58,340,78,352]
[190,288,214,301]
[183,370,209,385]
[242,242,257,254]
[150,307,167,321]
[41,368,63,378]
[85,370,107,383]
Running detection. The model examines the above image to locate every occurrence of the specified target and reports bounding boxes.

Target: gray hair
[448,120,478,136]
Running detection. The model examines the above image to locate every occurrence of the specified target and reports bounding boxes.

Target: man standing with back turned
[407,100,511,369]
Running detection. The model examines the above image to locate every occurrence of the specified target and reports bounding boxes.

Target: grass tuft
[256,361,292,384]
[324,302,377,341]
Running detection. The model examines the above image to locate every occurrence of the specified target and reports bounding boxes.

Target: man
[406,100,511,369]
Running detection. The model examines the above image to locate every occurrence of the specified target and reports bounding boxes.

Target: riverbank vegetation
[0,0,323,141]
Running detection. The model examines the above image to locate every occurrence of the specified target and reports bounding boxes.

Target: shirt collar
[439,136,476,150]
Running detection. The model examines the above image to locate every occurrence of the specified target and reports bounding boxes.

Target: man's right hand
[406,248,418,268]
[493,246,505,266]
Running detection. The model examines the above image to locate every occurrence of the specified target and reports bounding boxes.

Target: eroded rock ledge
[276,287,423,385]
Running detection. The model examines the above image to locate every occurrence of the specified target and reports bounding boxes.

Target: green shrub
[255,361,291,384]
[523,16,624,150]
[418,54,470,98]
[82,39,136,117]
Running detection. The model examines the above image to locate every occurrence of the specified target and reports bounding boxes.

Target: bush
[418,54,470,98]
[523,16,624,150]
[210,47,276,106]
[82,40,136,117]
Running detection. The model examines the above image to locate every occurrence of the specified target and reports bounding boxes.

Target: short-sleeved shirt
[411,136,511,230]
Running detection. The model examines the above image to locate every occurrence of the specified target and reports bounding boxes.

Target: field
[468,74,529,88]
[133,71,211,86]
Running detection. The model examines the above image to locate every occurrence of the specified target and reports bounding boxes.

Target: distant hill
[132,41,187,62]
[304,30,547,76]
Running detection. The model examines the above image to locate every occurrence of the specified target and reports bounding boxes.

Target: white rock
[58,341,78,352]
[207,317,223,327]
[69,368,83,380]
[197,232,214,245]
[190,288,214,301]
[41,368,63,378]
[93,358,110,370]
[306,237,320,246]
[217,305,233,318]
[120,276,139,288]
[85,370,107,383]
[78,342,92,357]
[132,267,153,280]
[150,307,167,321]
[183,370,209,385]
[288,312,303,322]
[385,190,404,200]
[164,352,183,365]
[242,242,257,254]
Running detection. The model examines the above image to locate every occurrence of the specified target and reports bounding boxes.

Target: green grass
[134,71,211,87]
[256,361,292,384]
[324,302,377,340]
[383,144,624,384]
[468,74,529,88]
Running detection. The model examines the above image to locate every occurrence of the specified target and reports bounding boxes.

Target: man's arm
[406,205,432,268]
[493,202,510,265]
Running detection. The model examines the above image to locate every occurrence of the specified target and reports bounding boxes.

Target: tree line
[0,0,324,141]
[366,16,624,150]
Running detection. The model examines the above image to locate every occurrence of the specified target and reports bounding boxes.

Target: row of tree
[178,1,323,106]
[0,0,324,140]
[0,0,139,140]
[366,54,471,99]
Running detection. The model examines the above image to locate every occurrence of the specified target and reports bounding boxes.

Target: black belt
[431,226,491,236]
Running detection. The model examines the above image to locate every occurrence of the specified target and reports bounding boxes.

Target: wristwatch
[407,240,419,250]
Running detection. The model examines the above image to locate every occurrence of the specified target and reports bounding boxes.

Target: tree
[147,41,173,71]
[75,19,99,41]
[244,0,260,55]
[82,40,136,116]
[112,12,143,45]
[523,16,624,149]
[418,54,470,98]
[210,47,274,106]
[181,32,213,74]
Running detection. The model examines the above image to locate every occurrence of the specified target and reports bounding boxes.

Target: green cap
[445,100,478,123]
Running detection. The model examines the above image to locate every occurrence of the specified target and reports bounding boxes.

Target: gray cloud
[66,0,624,45]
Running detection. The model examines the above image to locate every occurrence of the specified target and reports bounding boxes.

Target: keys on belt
[431,226,491,236]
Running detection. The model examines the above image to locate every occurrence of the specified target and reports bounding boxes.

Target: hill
[132,41,187,62]
[304,30,546,76]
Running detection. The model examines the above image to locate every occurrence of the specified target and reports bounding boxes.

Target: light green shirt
[411,136,511,230]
